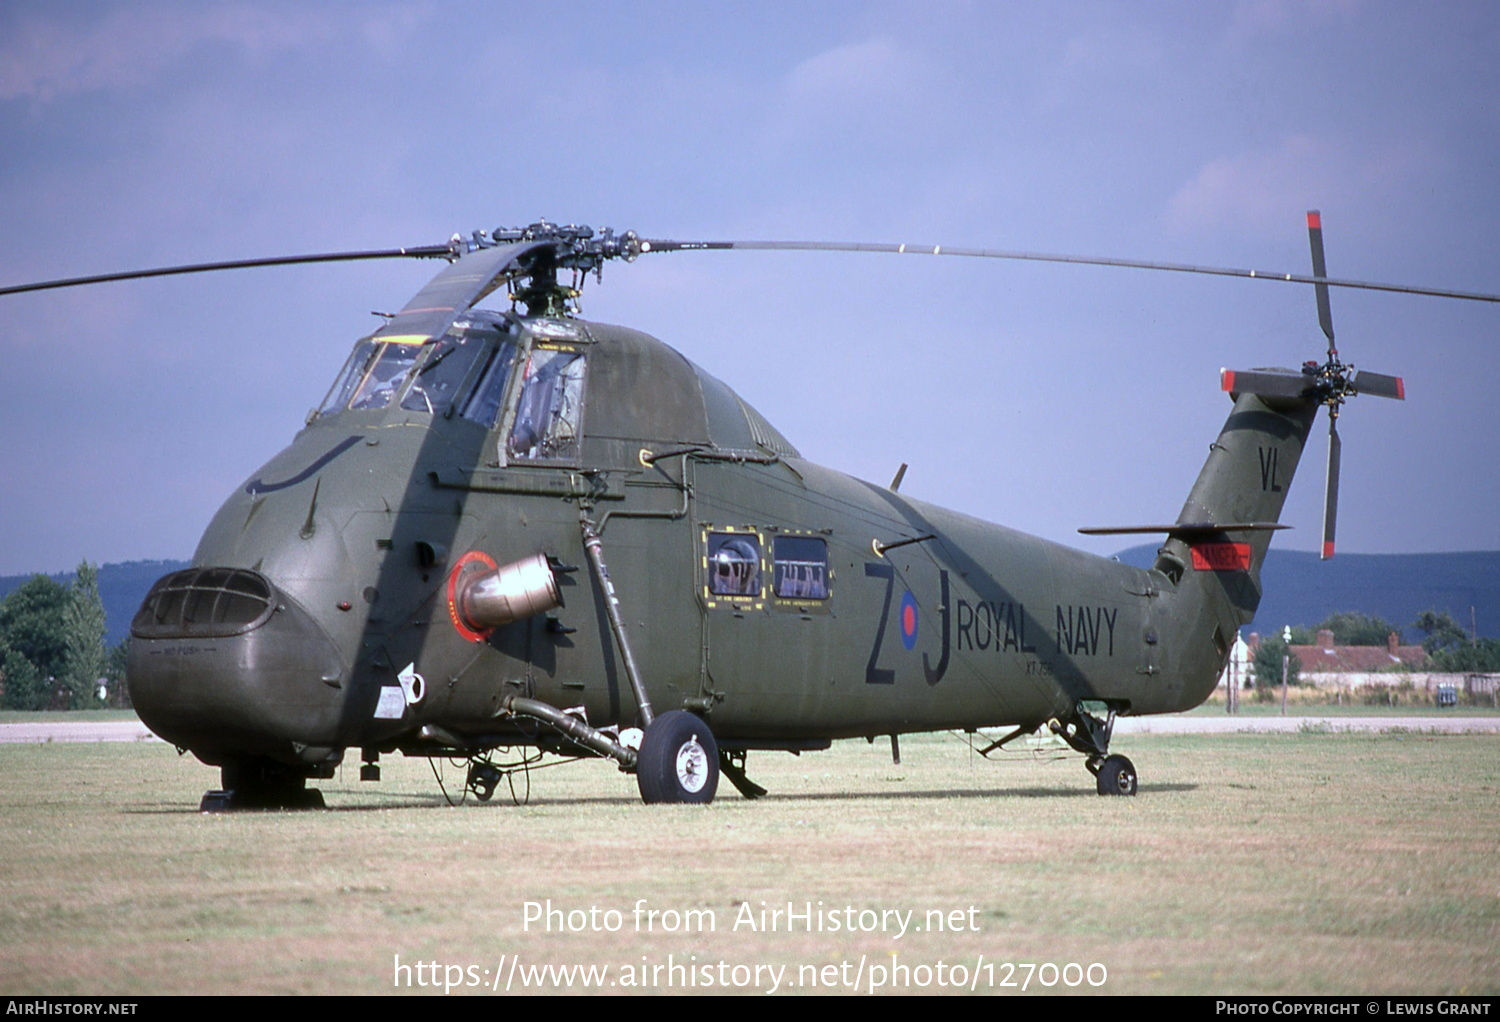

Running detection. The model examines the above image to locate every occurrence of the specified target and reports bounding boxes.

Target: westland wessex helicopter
[6,215,1494,810]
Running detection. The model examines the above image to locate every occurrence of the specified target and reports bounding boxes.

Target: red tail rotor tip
[1307,210,1322,229]
[1322,540,1335,559]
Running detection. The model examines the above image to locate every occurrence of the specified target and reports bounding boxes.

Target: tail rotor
[1221,211,1406,559]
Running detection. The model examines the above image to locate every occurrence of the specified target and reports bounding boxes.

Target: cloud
[1166,133,1440,238]
[754,34,953,202]
[1167,135,1329,236]
[0,3,420,102]
[1226,0,1361,42]
[770,35,933,141]
[783,37,919,107]
[1058,23,1166,76]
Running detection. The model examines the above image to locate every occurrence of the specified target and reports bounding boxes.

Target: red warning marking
[1190,543,1252,571]
[447,550,498,642]
[1322,540,1336,559]
[1306,210,1322,229]
[1221,369,1236,392]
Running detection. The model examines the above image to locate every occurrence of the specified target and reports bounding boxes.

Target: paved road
[1117,714,1500,734]
[1,715,1496,744]
[0,720,160,743]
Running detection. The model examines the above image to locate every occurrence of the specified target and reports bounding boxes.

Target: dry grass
[0,731,1496,996]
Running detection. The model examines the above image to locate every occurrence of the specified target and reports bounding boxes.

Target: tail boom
[1149,389,1320,710]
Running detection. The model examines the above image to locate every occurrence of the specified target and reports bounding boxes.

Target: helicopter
[4,215,1492,810]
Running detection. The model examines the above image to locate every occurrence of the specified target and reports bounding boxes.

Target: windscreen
[317,328,506,419]
[400,330,497,416]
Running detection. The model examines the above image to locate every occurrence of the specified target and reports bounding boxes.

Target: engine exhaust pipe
[455,553,563,632]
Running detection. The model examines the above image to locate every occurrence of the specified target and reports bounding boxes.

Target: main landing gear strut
[579,515,724,804]
[493,697,727,804]
[1050,703,1138,797]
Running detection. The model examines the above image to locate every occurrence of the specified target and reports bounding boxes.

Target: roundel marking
[899,590,919,651]
[447,550,498,642]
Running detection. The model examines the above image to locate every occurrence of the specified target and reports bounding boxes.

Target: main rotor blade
[1350,369,1406,400]
[0,244,455,297]
[1307,210,1336,354]
[640,238,1500,305]
[1322,418,1342,560]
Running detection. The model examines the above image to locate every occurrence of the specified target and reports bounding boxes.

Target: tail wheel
[1095,754,1137,797]
[636,710,719,805]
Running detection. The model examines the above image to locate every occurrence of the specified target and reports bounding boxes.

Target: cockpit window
[507,346,586,463]
[318,340,378,416]
[400,331,493,416]
[317,338,424,416]
[348,340,423,410]
[319,329,517,422]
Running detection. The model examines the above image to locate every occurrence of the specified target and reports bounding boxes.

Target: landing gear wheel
[207,758,327,811]
[1095,754,1137,797]
[467,761,503,802]
[636,710,719,805]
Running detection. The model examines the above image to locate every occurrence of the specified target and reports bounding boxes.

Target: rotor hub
[1303,357,1358,418]
[457,221,642,317]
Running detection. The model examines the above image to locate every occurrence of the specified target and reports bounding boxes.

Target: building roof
[1284,630,1429,672]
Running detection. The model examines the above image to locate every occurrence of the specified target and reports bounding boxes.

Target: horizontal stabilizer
[1078,522,1291,536]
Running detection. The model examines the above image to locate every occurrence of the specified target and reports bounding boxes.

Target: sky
[1,0,1496,577]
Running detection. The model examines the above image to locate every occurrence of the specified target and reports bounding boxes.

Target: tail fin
[1077,382,1320,615]
[1115,385,1321,713]
[1075,378,1326,711]
[1158,387,1319,624]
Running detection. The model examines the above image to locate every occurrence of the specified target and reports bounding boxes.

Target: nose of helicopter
[127,567,351,766]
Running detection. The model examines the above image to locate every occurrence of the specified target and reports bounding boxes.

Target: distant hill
[1114,546,1500,640]
[0,560,191,647]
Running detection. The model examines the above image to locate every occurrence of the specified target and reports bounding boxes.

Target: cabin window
[459,339,520,428]
[707,533,762,598]
[773,536,829,600]
[507,346,586,463]
[400,330,494,416]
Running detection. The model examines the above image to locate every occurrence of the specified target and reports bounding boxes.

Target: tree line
[0,562,127,710]
[1252,609,1500,688]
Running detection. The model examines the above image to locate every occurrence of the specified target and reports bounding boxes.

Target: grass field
[1,730,1495,996]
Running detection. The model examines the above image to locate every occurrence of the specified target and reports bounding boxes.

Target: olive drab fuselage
[0,215,1418,803]
[126,297,1317,774]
